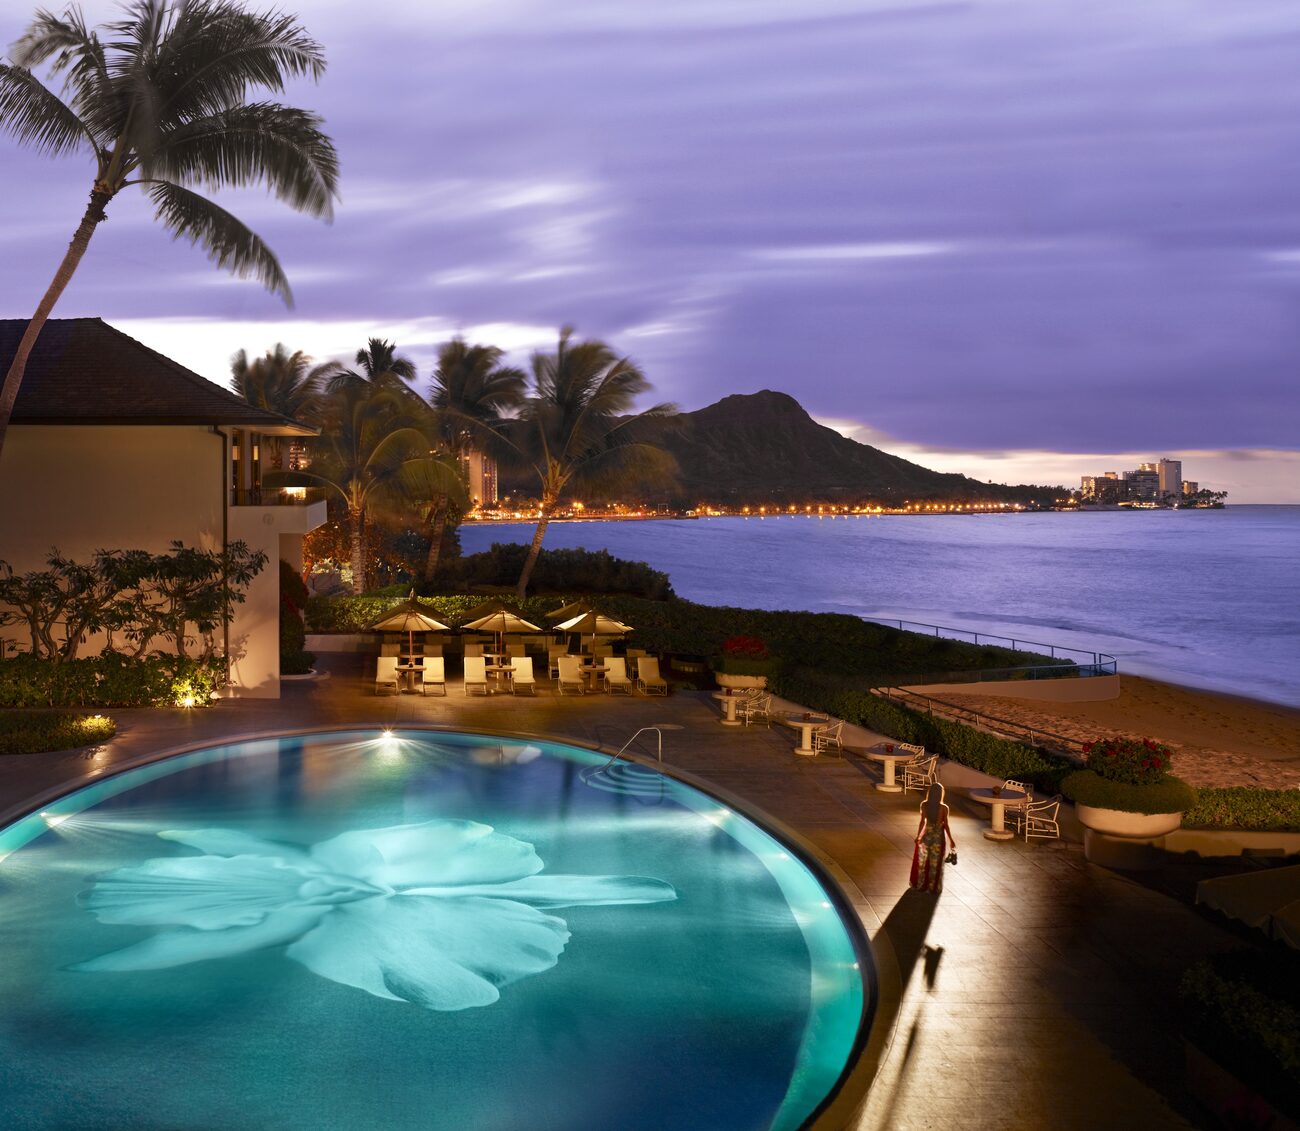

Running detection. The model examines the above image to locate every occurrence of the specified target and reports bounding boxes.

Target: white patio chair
[1024,796,1061,841]
[603,657,633,695]
[636,656,668,695]
[737,690,772,727]
[374,655,399,695]
[812,719,845,757]
[548,646,567,679]
[1003,779,1034,833]
[419,656,446,695]
[510,656,536,695]
[463,655,488,696]
[557,655,585,695]
[902,754,938,792]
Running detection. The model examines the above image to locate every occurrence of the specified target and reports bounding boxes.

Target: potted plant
[713,635,778,691]
[1062,736,1196,837]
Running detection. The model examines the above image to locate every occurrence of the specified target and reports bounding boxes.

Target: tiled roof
[1,318,315,433]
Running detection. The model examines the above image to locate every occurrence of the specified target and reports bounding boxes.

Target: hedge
[772,671,1074,790]
[439,544,674,600]
[1181,949,1300,1120]
[1184,787,1300,832]
[0,654,225,708]
[0,711,117,756]
[1060,769,1198,815]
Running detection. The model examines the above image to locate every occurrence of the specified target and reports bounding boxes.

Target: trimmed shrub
[773,670,1073,790]
[280,560,314,676]
[1181,949,1300,1120]
[1060,770,1197,814]
[440,544,674,600]
[1184,788,1300,832]
[0,654,224,708]
[0,711,116,755]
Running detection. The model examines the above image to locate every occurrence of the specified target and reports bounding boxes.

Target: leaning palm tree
[422,338,526,583]
[0,1,339,460]
[510,326,677,600]
[230,343,341,467]
[267,380,464,593]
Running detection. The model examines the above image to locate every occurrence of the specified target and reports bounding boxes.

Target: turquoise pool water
[0,730,868,1130]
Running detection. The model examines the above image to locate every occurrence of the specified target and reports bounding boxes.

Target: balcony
[231,486,327,507]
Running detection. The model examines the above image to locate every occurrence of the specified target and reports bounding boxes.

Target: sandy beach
[942,676,1300,790]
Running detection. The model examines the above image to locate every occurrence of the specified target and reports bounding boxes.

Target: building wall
[0,424,321,699]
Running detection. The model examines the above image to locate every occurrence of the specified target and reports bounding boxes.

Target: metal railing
[231,486,326,507]
[875,686,1086,760]
[864,616,1117,676]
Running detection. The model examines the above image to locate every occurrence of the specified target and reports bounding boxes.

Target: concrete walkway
[0,656,1241,1130]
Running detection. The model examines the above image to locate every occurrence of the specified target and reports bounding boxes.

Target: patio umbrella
[460,607,542,654]
[367,600,451,656]
[556,610,633,653]
[1196,864,1300,949]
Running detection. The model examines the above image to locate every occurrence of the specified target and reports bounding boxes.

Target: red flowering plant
[1083,737,1174,786]
[714,634,777,676]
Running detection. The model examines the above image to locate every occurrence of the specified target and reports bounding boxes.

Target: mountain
[638,391,1058,505]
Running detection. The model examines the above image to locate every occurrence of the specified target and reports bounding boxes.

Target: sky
[3,0,1299,501]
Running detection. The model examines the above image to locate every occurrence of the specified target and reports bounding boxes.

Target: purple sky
[3,0,1299,499]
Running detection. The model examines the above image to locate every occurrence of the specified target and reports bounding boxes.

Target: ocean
[461,505,1300,708]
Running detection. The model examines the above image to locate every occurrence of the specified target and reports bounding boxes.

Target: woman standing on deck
[911,782,956,893]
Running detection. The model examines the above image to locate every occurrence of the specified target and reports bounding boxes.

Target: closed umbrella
[367,600,451,657]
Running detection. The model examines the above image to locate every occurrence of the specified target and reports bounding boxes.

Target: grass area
[0,711,116,756]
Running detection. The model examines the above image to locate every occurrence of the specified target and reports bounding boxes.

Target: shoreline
[942,675,1300,790]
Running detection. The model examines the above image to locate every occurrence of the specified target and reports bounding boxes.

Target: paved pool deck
[0,656,1243,1130]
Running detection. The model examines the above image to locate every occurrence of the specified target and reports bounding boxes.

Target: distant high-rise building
[1081,475,1098,497]
[460,449,498,506]
[1123,467,1160,500]
[1158,458,1182,498]
[1183,480,1199,496]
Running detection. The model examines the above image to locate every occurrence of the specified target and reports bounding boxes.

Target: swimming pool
[0,729,869,1130]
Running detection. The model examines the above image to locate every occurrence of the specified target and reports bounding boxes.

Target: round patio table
[968,787,1028,841]
[863,744,916,793]
[711,690,744,726]
[781,714,828,756]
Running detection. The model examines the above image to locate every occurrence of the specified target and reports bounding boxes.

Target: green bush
[1181,949,1300,1119]
[772,671,1073,790]
[0,710,116,755]
[280,561,314,675]
[0,654,224,708]
[1184,788,1300,832]
[1060,769,1197,814]
[440,544,674,600]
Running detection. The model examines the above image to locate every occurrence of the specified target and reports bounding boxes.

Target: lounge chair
[603,657,633,695]
[510,656,536,695]
[548,646,567,679]
[636,656,668,695]
[463,655,488,696]
[375,655,400,695]
[557,655,585,695]
[419,656,446,695]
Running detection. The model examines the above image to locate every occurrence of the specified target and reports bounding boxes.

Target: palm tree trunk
[0,189,112,460]
[515,503,552,600]
[349,509,366,594]
[422,495,450,585]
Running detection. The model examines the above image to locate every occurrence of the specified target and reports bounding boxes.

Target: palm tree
[510,326,677,600]
[327,337,417,394]
[0,1,339,460]
[267,380,464,593]
[230,343,341,467]
[422,338,525,583]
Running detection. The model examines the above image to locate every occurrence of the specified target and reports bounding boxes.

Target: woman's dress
[910,811,950,893]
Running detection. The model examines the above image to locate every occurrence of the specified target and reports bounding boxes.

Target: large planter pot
[715,672,768,691]
[1075,804,1182,838]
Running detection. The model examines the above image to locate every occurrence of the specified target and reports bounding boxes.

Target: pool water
[0,730,868,1130]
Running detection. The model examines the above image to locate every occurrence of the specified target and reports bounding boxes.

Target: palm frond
[144,178,291,303]
[150,101,337,218]
[0,64,96,157]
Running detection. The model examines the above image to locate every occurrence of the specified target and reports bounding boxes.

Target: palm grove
[0,1,676,600]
